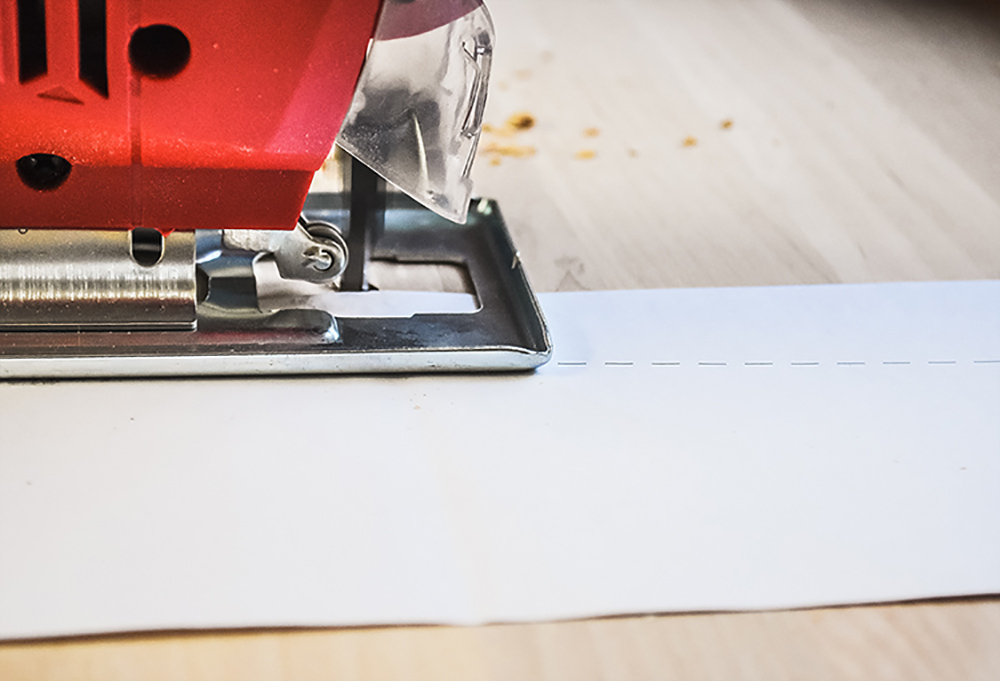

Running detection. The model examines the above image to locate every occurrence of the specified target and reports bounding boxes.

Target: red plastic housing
[0,0,381,230]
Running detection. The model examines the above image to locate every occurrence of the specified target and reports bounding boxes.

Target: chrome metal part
[0,194,551,378]
[224,218,348,284]
[0,229,196,330]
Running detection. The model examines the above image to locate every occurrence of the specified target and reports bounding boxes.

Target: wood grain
[3,601,999,680]
[3,0,998,678]
[473,0,1000,292]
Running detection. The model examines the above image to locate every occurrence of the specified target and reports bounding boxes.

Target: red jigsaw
[0,0,382,231]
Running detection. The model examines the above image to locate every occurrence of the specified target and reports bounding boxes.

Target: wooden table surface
[3,0,998,678]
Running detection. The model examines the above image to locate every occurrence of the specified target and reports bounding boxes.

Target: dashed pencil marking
[555,358,995,369]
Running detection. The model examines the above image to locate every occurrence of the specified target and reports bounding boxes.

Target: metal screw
[303,246,334,272]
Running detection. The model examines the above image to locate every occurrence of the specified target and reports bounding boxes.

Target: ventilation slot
[78,0,108,97]
[17,0,48,83]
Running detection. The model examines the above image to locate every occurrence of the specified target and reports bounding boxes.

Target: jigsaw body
[0,0,550,377]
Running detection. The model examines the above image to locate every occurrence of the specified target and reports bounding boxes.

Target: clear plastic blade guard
[336,0,494,223]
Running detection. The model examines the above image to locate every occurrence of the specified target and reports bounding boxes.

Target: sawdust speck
[506,112,536,131]
[682,136,698,148]
[480,112,539,164]
[720,119,734,130]
[583,127,600,138]
[576,149,596,160]
[483,141,537,159]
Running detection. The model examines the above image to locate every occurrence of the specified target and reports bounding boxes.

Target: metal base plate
[0,195,551,378]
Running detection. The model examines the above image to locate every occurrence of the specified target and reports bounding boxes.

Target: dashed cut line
[554,359,997,368]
